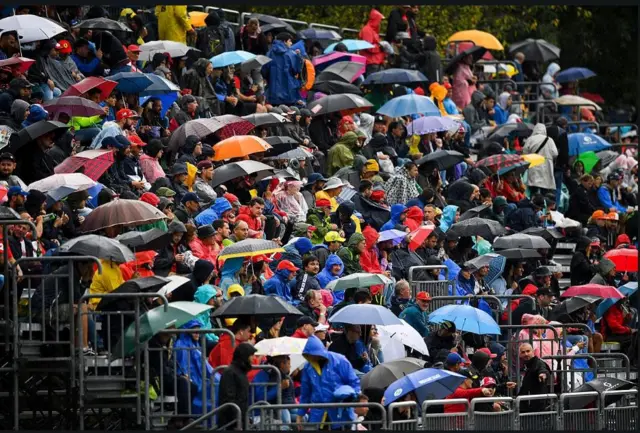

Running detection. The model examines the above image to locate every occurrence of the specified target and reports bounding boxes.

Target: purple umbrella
[407,116,461,135]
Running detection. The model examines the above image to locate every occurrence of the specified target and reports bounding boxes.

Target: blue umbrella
[139,93,179,117]
[139,74,181,96]
[378,229,408,245]
[428,304,501,335]
[86,183,105,208]
[108,72,153,94]
[211,50,256,68]
[324,39,374,53]
[596,282,637,319]
[407,116,460,135]
[377,94,440,118]
[364,68,427,86]
[568,133,612,156]
[485,254,507,286]
[298,28,342,41]
[384,368,466,406]
[555,67,596,84]
[329,304,402,326]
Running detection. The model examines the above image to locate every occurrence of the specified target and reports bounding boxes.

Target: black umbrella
[363,68,428,85]
[212,294,303,318]
[263,136,300,156]
[116,228,172,252]
[316,61,364,83]
[78,17,132,33]
[95,276,170,311]
[508,39,560,63]
[210,160,275,188]
[459,204,491,221]
[58,234,135,262]
[570,378,636,409]
[249,14,296,34]
[240,55,271,73]
[9,120,69,153]
[520,227,564,242]
[448,217,506,241]
[307,93,373,117]
[360,358,426,390]
[493,233,550,250]
[488,122,534,140]
[312,80,362,95]
[242,113,288,128]
[549,295,599,321]
[496,248,542,260]
[445,46,487,74]
[415,150,465,171]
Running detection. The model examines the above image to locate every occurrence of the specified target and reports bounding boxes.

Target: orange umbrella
[213,136,272,161]
[189,11,208,28]
[448,30,504,50]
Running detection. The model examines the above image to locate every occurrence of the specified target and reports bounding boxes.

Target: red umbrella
[561,284,624,299]
[476,154,524,173]
[54,149,114,181]
[62,76,118,100]
[408,224,435,251]
[0,56,35,75]
[44,96,105,118]
[603,249,638,272]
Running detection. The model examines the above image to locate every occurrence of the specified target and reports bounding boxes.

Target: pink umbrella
[54,149,114,181]
[312,52,366,74]
[454,42,495,60]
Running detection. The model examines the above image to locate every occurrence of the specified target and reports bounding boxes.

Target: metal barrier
[470,397,515,430]
[565,121,600,133]
[408,265,450,299]
[309,22,341,31]
[559,391,600,430]
[341,27,360,38]
[543,354,598,393]
[422,399,470,430]
[180,402,242,431]
[477,79,518,95]
[600,389,638,431]
[589,353,631,380]
[280,18,309,30]
[204,7,240,30]
[515,394,558,430]
[387,401,419,430]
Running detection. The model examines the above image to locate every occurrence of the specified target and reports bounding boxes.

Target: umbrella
[445,46,488,74]
[312,52,367,72]
[448,217,506,241]
[485,254,507,286]
[116,228,171,252]
[448,30,504,50]
[211,160,275,188]
[360,358,426,390]
[249,14,296,34]
[307,93,372,117]
[415,150,465,171]
[58,234,135,262]
[576,151,601,172]
[28,173,96,202]
[54,149,114,181]
[498,160,530,176]
[218,239,284,260]
[254,336,307,357]
[561,284,624,299]
[240,55,272,73]
[0,14,66,43]
[115,301,211,357]
[189,11,208,28]
[325,273,392,292]
[603,249,638,272]
[212,135,271,161]
[555,67,596,83]
[476,154,524,173]
[377,321,430,356]
[156,275,191,298]
[408,225,436,251]
[520,226,564,242]
[212,294,302,318]
[0,56,35,75]
[568,133,612,156]
[549,296,599,321]
[263,136,300,156]
[363,68,428,86]
[139,74,181,96]
[378,229,408,244]
[96,277,170,311]
[263,147,313,161]
[377,94,440,118]
[298,28,342,41]
[570,378,637,409]
[596,282,637,319]
[108,72,153,93]
[407,116,460,135]
[329,304,402,326]
[9,120,69,153]
[316,61,365,84]
[0,206,20,219]
[79,199,167,233]
[522,153,546,168]
[459,204,491,222]
[312,80,362,95]
[508,39,560,62]
[429,304,500,335]
[465,253,502,271]
[554,95,602,111]
[211,50,256,68]
[595,150,620,168]
[43,96,105,118]
[243,113,288,127]
[62,76,118,100]
[493,233,551,250]
[324,39,374,54]
[78,17,132,32]
[497,249,542,260]
[168,117,254,152]
[384,368,466,406]
[138,40,198,61]
[487,122,534,140]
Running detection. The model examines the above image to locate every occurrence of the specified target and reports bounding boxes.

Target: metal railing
[470,396,515,430]
[180,402,242,431]
[387,401,419,430]
[422,398,470,430]
[515,394,558,430]
[408,265,450,299]
[559,391,600,430]
[600,389,638,431]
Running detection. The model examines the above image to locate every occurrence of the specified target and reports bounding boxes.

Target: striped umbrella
[54,149,114,181]
[218,239,284,260]
[475,154,524,173]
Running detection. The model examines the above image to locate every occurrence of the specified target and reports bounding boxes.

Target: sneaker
[82,347,96,356]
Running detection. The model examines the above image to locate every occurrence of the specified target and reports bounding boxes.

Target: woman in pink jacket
[451,54,476,110]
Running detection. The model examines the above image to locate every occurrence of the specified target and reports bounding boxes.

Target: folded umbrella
[43,96,105,118]
[54,149,114,181]
[603,249,638,272]
[211,50,256,68]
[493,233,550,250]
[329,304,402,326]
[497,248,542,260]
[108,72,153,93]
[0,14,66,43]
[415,150,465,171]
[212,294,303,318]
[28,173,96,202]
[377,94,440,118]
[568,133,612,156]
[364,68,428,86]
[555,67,596,84]
[459,204,491,222]
[58,234,135,262]
[384,368,466,406]
[307,93,372,116]
[315,61,365,84]
[377,320,430,356]
[508,39,560,62]
[243,113,288,127]
[324,39,374,53]
[596,282,637,318]
[240,54,272,73]
[360,358,426,390]
[139,74,181,96]
[116,228,172,252]
[325,273,392,292]
[312,80,362,95]
[62,76,118,100]
[407,116,460,135]
[211,160,275,188]
[561,284,624,299]
[212,135,271,161]
[428,304,501,335]
[298,28,342,41]
[138,40,199,61]
[79,199,167,233]
[0,57,35,75]
[78,17,132,32]
[218,239,284,260]
[448,217,506,241]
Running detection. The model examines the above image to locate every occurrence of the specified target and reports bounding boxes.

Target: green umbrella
[325,273,392,292]
[114,301,212,358]
[576,151,600,174]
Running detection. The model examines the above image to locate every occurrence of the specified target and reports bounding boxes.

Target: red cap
[316,198,331,208]
[128,134,147,147]
[370,190,385,202]
[127,44,141,53]
[56,40,72,54]
[252,254,273,263]
[140,192,160,207]
[277,260,299,272]
[416,292,431,301]
[476,348,497,359]
[481,376,497,387]
[116,108,140,121]
[223,192,240,206]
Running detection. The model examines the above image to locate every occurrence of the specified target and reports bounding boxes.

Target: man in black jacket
[567,174,598,225]
[218,343,257,429]
[517,343,552,413]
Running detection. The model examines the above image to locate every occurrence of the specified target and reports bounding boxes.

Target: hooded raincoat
[193,285,219,343]
[263,40,302,105]
[381,204,408,231]
[384,166,420,205]
[327,131,360,176]
[264,268,294,302]
[358,10,386,66]
[439,205,459,232]
[316,254,345,289]
[337,233,366,276]
[523,123,558,191]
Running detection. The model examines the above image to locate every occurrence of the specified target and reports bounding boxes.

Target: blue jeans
[40,84,61,102]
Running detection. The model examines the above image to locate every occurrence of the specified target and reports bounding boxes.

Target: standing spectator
[451,54,476,110]
[155,5,194,44]
[329,324,373,374]
[237,18,269,55]
[516,343,552,412]
[263,32,302,106]
[523,124,558,194]
[420,35,443,85]
[217,343,258,429]
[359,9,386,75]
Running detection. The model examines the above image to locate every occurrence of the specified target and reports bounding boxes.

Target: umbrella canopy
[568,133,612,156]
[97,277,170,311]
[325,273,392,292]
[312,80,362,95]
[363,68,427,86]
[0,56,35,75]
[210,160,275,188]
[43,96,105,118]
[9,120,69,153]
[415,150,465,171]
[116,228,172,252]
[139,74,181,96]
[445,46,487,74]
[562,284,624,299]
[549,296,599,321]
[312,52,367,71]
[459,204,491,222]
[497,248,542,260]
[263,136,300,156]
[487,122,534,140]
[554,95,601,111]
[0,206,21,219]
[254,336,308,357]
[212,294,302,318]
[378,229,408,244]
[408,225,436,251]
[249,14,296,34]
[0,14,66,43]
[62,76,118,100]
[324,39,374,53]
[108,72,153,93]
[448,30,504,50]
[329,304,402,326]
[243,113,288,127]
[308,93,372,117]
[595,150,620,168]
[493,233,550,250]
[188,11,208,27]
[465,253,502,271]
[298,28,342,41]
[218,239,284,260]
[377,94,440,118]
[263,147,313,161]
[596,282,637,319]
[555,67,596,83]
[156,275,191,298]
[79,199,166,233]
[360,358,426,390]
[407,116,460,135]
[384,368,466,406]
[138,40,198,61]
[54,149,114,181]
[476,154,524,173]
[240,54,272,73]
[211,50,256,68]
[212,135,271,161]
[448,217,506,241]
[168,117,254,152]
[520,226,564,242]
[316,61,364,83]
[428,304,501,335]
[522,153,546,168]
[58,234,135,262]
[78,17,132,32]
[377,320,430,356]
[28,173,96,202]
[603,249,638,272]
[508,39,560,62]
[485,254,507,286]
[570,378,637,409]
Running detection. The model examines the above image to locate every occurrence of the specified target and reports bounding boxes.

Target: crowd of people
[0,4,638,431]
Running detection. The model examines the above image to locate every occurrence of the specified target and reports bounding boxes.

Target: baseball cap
[170,163,188,176]
[277,260,299,273]
[181,192,201,204]
[481,377,497,387]
[374,115,386,124]
[155,187,176,198]
[458,369,477,380]
[416,292,432,301]
[197,225,215,239]
[116,108,140,121]
[139,192,160,207]
[476,348,497,359]
[223,193,240,206]
[296,316,319,328]
[9,78,33,89]
[227,284,245,298]
[533,266,552,278]
[252,254,273,263]
[316,198,331,208]
[440,320,456,332]
[128,135,146,147]
[7,186,28,197]
[0,152,15,162]
[115,135,132,149]
[306,173,328,186]
[197,160,213,171]
[607,172,622,182]
[56,40,72,55]
[127,44,141,53]
[591,210,606,220]
[325,231,346,243]
[101,136,124,149]
[446,352,465,365]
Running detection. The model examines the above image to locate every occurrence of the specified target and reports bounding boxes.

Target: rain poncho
[193,285,220,343]
[263,40,302,105]
[358,113,375,144]
[88,260,125,309]
[523,123,558,191]
[452,60,474,109]
[220,257,251,299]
[275,181,309,224]
[439,205,459,232]
[337,233,365,276]
[174,320,214,414]
[493,92,511,125]
[264,269,294,302]
[384,166,420,205]
[155,5,192,44]
[316,254,345,289]
[327,131,360,176]
[195,197,232,226]
[541,62,561,98]
[381,204,407,231]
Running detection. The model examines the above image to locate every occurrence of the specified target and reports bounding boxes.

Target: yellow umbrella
[522,154,546,168]
[189,11,208,28]
[448,30,504,51]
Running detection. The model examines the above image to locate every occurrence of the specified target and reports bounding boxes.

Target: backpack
[196,26,224,59]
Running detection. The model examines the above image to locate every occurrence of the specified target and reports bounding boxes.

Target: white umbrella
[155,275,190,298]
[254,337,308,371]
[28,173,96,201]
[377,319,430,356]
[554,95,601,111]
[138,40,198,61]
[0,14,66,43]
[376,331,406,362]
